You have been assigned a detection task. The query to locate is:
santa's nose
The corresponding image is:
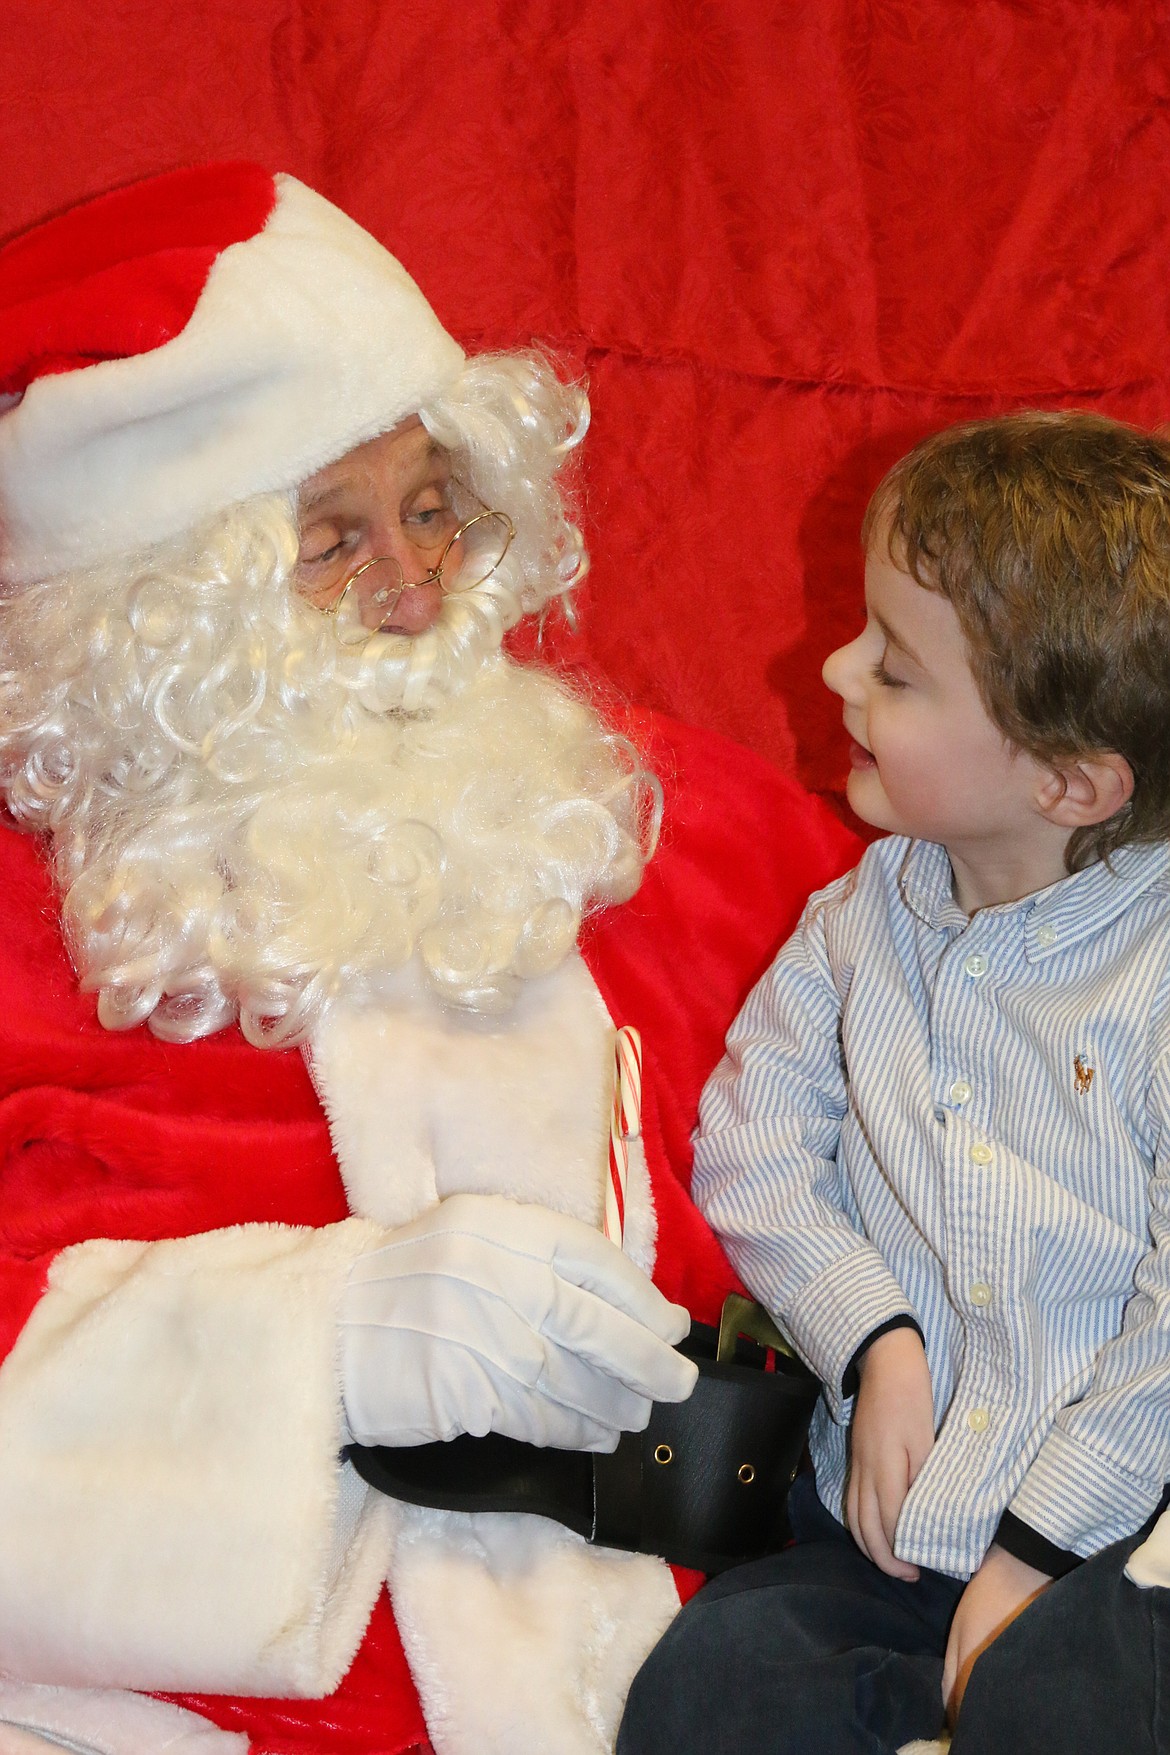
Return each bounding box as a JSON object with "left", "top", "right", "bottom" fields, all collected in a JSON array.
[
  {"left": 377, "top": 578, "right": 444, "bottom": 634},
  {"left": 346, "top": 555, "right": 445, "bottom": 634}
]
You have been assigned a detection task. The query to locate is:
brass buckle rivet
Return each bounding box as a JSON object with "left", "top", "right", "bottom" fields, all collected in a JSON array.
[
  {"left": 737, "top": 1463, "right": 756, "bottom": 1485},
  {"left": 654, "top": 1443, "right": 674, "bottom": 1466}
]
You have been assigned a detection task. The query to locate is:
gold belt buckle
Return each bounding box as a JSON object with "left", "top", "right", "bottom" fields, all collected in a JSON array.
[{"left": 716, "top": 1292, "right": 799, "bottom": 1365}]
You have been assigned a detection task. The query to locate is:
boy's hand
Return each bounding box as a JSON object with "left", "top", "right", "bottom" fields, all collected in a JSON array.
[
  {"left": 943, "top": 1544, "right": 1050, "bottom": 1722},
  {"left": 845, "top": 1326, "right": 934, "bottom": 1581}
]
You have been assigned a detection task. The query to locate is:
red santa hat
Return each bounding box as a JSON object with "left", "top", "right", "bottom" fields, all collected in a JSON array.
[{"left": 0, "top": 162, "right": 466, "bottom": 584}]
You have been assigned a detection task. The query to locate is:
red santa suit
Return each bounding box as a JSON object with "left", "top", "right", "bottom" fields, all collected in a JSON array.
[{"left": 0, "top": 708, "right": 857, "bottom": 1754}]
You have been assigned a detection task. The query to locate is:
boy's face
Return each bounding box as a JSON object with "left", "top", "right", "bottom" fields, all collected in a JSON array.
[{"left": 822, "top": 538, "right": 1054, "bottom": 872}]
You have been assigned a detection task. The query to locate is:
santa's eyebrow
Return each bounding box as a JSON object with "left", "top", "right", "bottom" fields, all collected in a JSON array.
[
  {"left": 297, "top": 483, "right": 348, "bottom": 515},
  {"left": 298, "top": 440, "right": 448, "bottom": 515},
  {"left": 875, "top": 613, "right": 924, "bottom": 669}
]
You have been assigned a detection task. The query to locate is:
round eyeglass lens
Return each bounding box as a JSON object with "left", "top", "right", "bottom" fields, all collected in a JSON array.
[
  {"left": 332, "top": 556, "right": 406, "bottom": 644},
  {"left": 442, "top": 511, "right": 514, "bottom": 593}
]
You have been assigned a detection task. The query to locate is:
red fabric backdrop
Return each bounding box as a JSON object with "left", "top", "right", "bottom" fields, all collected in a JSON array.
[
  {"left": 0, "top": 13, "right": 1166, "bottom": 1748},
  {"left": 5, "top": 0, "right": 1169, "bottom": 818}
]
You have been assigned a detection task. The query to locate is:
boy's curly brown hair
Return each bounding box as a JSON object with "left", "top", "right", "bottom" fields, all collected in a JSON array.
[{"left": 863, "top": 410, "right": 1170, "bottom": 870}]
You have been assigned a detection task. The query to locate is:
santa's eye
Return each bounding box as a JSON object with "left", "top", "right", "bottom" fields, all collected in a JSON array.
[
  {"left": 299, "top": 522, "right": 355, "bottom": 568},
  {"left": 302, "top": 540, "right": 342, "bottom": 565},
  {"left": 403, "top": 492, "right": 460, "bottom": 553}
]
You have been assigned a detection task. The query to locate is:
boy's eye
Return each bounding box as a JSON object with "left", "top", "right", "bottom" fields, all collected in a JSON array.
[{"left": 871, "top": 658, "right": 907, "bottom": 689}]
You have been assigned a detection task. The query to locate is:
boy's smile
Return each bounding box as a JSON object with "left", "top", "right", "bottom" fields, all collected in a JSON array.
[{"left": 822, "top": 539, "right": 1073, "bottom": 912}]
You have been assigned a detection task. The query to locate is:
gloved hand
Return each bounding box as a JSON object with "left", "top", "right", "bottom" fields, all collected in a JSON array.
[{"left": 340, "top": 1192, "right": 698, "bottom": 1451}]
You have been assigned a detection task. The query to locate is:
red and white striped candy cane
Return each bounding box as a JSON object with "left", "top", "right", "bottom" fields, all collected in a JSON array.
[{"left": 603, "top": 1025, "right": 642, "bottom": 1249}]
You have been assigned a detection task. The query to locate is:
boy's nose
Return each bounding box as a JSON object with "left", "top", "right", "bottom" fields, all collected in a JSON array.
[{"left": 822, "top": 637, "right": 857, "bottom": 700}]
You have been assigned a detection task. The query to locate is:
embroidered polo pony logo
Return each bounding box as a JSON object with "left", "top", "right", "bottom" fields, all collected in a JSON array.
[{"left": 1074, "top": 1056, "right": 1094, "bottom": 1096}]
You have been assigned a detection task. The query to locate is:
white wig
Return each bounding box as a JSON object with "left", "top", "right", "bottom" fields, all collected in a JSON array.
[{"left": 0, "top": 354, "right": 659, "bottom": 1045}]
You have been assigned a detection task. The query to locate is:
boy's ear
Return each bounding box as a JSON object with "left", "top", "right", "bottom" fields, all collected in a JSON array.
[{"left": 1036, "top": 753, "right": 1134, "bottom": 828}]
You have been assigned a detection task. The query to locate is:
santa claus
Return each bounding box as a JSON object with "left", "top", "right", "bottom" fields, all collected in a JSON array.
[{"left": 0, "top": 163, "right": 855, "bottom": 1754}]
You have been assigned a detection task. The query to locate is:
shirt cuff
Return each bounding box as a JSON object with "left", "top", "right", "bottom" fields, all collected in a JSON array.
[
  {"left": 993, "top": 1511, "right": 1080, "bottom": 1579},
  {"left": 784, "top": 1250, "right": 919, "bottom": 1421},
  {"left": 1007, "top": 1423, "right": 1161, "bottom": 1559}
]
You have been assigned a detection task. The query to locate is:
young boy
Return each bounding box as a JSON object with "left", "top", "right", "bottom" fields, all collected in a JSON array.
[{"left": 618, "top": 411, "right": 1170, "bottom": 1755}]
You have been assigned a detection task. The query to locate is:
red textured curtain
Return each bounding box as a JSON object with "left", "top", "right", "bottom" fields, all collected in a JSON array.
[{"left": 3, "top": 1, "right": 1168, "bottom": 816}]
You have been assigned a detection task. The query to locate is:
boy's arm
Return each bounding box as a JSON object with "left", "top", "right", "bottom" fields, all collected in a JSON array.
[
  {"left": 941, "top": 1015, "right": 1170, "bottom": 1718},
  {"left": 995, "top": 1036, "right": 1170, "bottom": 1565},
  {"left": 692, "top": 885, "right": 920, "bottom": 1421},
  {"left": 939, "top": 1001, "right": 1170, "bottom": 1719},
  {"left": 943, "top": 1545, "right": 1052, "bottom": 1723}
]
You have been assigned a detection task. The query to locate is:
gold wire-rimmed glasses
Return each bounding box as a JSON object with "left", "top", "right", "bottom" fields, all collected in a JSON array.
[{"left": 318, "top": 505, "right": 515, "bottom": 645}]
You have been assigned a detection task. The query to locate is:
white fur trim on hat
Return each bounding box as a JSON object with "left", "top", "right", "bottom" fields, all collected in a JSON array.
[{"left": 0, "top": 174, "right": 465, "bottom": 583}]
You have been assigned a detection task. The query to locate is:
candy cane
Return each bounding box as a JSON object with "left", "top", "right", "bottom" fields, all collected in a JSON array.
[{"left": 604, "top": 1025, "right": 642, "bottom": 1249}]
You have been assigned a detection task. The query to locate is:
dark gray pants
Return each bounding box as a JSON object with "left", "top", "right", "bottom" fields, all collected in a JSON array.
[
  {"left": 618, "top": 1474, "right": 1170, "bottom": 1755},
  {"left": 952, "top": 1528, "right": 1170, "bottom": 1755}
]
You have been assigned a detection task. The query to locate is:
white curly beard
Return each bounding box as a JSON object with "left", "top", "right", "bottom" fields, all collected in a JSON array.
[
  {"left": 330, "top": 552, "right": 520, "bottom": 717},
  {"left": 0, "top": 501, "right": 654, "bottom": 1046}
]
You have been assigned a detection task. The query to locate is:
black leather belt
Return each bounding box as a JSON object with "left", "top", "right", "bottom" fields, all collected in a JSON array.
[{"left": 348, "top": 1296, "right": 820, "bottom": 1575}]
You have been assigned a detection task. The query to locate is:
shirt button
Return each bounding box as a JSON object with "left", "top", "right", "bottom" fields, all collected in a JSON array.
[
  {"left": 949, "top": 1079, "right": 973, "bottom": 1105},
  {"left": 967, "top": 1407, "right": 991, "bottom": 1434},
  {"left": 1036, "top": 923, "right": 1057, "bottom": 947},
  {"left": 963, "top": 953, "right": 988, "bottom": 978},
  {"left": 969, "top": 1281, "right": 993, "bottom": 1307},
  {"left": 969, "top": 1142, "right": 994, "bottom": 1166}
]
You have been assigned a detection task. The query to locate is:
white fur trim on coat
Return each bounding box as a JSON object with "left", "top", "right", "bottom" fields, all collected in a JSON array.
[
  {"left": 309, "top": 952, "right": 656, "bottom": 1273},
  {"left": 388, "top": 1506, "right": 681, "bottom": 1755},
  {"left": 0, "top": 1682, "right": 248, "bottom": 1755},
  {"left": 309, "top": 953, "right": 673, "bottom": 1755},
  {"left": 1126, "top": 1511, "right": 1170, "bottom": 1587},
  {"left": 0, "top": 1218, "right": 394, "bottom": 1696},
  {"left": 0, "top": 175, "right": 465, "bottom": 583}
]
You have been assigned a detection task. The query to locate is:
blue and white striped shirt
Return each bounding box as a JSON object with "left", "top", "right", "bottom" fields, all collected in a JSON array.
[{"left": 694, "top": 834, "right": 1170, "bottom": 1578}]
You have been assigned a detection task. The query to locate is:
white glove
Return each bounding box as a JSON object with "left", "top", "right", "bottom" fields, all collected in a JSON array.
[{"left": 340, "top": 1192, "right": 698, "bottom": 1451}]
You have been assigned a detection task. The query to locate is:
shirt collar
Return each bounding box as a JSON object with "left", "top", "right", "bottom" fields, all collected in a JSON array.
[
  {"left": 897, "top": 838, "right": 1170, "bottom": 955},
  {"left": 898, "top": 841, "right": 965, "bottom": 932}
]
